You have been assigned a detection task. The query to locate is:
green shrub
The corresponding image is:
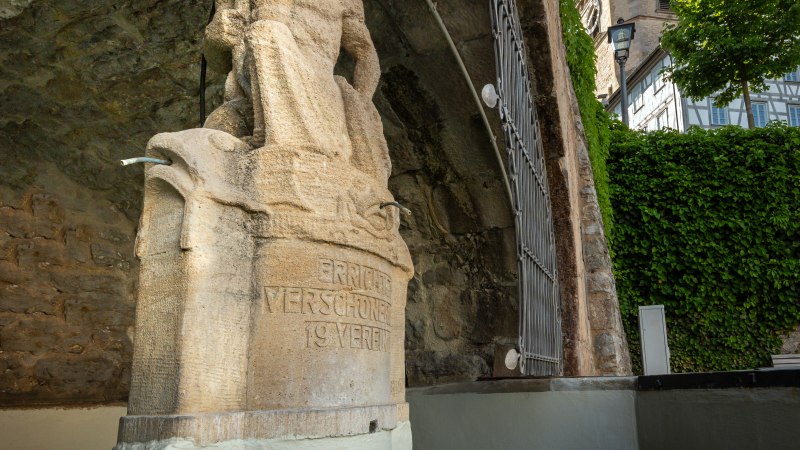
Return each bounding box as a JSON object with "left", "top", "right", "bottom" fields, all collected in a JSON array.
[
  {"left": 559, "top": 0, "right": 614, "bottom": 241},
  {"left": 609, "top": 123, "right": 800, "bottom": 373}
]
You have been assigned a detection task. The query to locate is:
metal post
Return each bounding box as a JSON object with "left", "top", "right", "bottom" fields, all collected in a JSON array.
[{"left": 617, "top": 55, "right": 629, "bottom": 126}]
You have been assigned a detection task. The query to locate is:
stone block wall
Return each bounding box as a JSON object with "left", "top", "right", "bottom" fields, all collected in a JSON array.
[
  {"left": 0, "top": 0, "right": 214, "bottom": 406},
  {"left": 595, "top": 41, "right": 619, "bottom": 98},
  {"left": 0, "top": 167, "right": 136, "bottom": 406}
]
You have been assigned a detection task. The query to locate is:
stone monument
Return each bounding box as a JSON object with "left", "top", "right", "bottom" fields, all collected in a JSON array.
[{"left": 116, "top": 0, "right": 413, "bottom": 448}]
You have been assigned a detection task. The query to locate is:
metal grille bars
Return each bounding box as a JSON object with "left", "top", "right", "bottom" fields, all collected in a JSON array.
[{"left": 490, "top": 0, "right": 563, "bottom": 376}]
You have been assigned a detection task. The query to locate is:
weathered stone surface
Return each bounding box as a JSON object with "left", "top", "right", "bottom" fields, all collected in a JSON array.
[
  {"left": 119, "top": 426, "right": 413, "bottom": 450},
  {"left": 0, "top": 169, "right": 136, "bottom": 405},
  {"left": 121, "top": 2, "right": 413, "bottom": 446},
  {"left": 116, "top": 415, "right": 412, "bottom": 449},
  {"left": 406, "top": 351, "right": 490, "bottom": 386},
  {"left": 0, "top": 0, "right": 524, "bottom": 399},
  {"left": 0, "top": 353, "right": 38, "bottom": 397},
  {"left": 1, "top": 316, "right": 88, "bottom": 354},
  {"left": 0, "top": 0, "right": 32, "bottom": 19},
  {"left": 781, "top": 326, "right": 800, "bottom": 354}
]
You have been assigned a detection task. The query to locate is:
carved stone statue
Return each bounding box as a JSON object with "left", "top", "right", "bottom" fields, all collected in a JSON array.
[
  {"left": 116, "top": 1, "right": 413, "bottom": 448},
  {"left": 205, "top": 0, "right": 389, "bottom": 177},
  {"left": 199, "top": 0, "right": 397, "bottom": 239}
]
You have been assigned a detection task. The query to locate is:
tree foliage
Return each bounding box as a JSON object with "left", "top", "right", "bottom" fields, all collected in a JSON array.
[
  {"left": 661, "top": 0, "right": 800, "bottom": 126},
  {"left": 609, "top": 123, "right": 800, "bottom": 373}
]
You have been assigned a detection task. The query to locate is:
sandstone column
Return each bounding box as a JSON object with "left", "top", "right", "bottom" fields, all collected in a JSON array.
[{"left": 117, "top": 1, "right": 413, "bottom": 448}]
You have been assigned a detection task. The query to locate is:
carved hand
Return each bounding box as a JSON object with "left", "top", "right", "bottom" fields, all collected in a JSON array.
[{"left": 206, "top": 8, "right": 246, "bottom": 50}]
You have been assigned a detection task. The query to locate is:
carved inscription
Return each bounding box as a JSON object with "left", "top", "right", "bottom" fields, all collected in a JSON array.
[
  {"left": 305, "top": 321, "right": 390, "bottom": 352},
  {"left": 319, "top": 258, "right": 392, "bottom": 298},
  {"left": 264, "top": 287, "right": 391, "bottom": 325},
  {"left": 261, "top": 258, "right": 394, "bottom": 353}
]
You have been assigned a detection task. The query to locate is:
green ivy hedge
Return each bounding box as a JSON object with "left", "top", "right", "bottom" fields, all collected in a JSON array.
[
  {"left": 609, "top": 123, "right": 800, "bottom": 373},
  {"left": 559, "top": 0, "right": 614, "bottom": 240}
]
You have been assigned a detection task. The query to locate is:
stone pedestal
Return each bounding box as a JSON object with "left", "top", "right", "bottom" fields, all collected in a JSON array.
[
  {"left": 117, "top": 406, "right": 411, "bottom": 449},
  {"left": 117, "top": 129, "right": 413, "bottom": 449},
  {"left": 249, "top": 240, "right": 407, "bottom": 410},
  {"left": 120, "top": 2, "right": 413, "bottom": 445}
]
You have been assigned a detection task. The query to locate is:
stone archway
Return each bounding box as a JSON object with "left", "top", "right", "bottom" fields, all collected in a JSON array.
[{"left": 0, "top": 0, "right": 628, "bottom": 408}]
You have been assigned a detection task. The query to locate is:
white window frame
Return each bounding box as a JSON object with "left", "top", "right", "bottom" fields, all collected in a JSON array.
[
  {"left": 752, "top": 102, "right": 768, "bottom": 128},
  {"left": 632, "top": 85, "right": 644, "bottom": 112},
  {"left": 657, "top": 108, "right": 669, "bottom": 129},
  {"left": 655, "top": 58, "right": 673, "bottom": 93},
  {"left": 709, "top": 99, "right": 729, "bottom": 126},
  {"left": 788, "top": 104, "right": 800, "bottom": 127},
  {"left": 785, "top": 67, "right": 800, "bottom": 83},
  {"left": 643, "top": 72, "right": 653, "bottom": 91},
  {"left": 653, "top": 62, "right": 665, "bottom": 93}
]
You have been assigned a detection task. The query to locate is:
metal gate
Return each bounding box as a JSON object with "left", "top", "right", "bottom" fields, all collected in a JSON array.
[{"left": 490, "top": 0, "right": 562, "bottom": 376}]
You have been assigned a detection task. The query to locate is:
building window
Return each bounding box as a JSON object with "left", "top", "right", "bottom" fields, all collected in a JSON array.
[
  {"left": 753, "top": 102, "right": 768, "bottom": 127},
  {"left": 710, "top": 100, "right": 729, "bottom": 126},
  {"left": 785, "top": 67, "right": 800, "bottom": 82},
  {"left": 632, "top": 85, "right": 643, "bottom": 112},
  {"left": 788, "top": 105, "right": 800, "bottom": 127},
  {"left": 643, "top": 72, "right": 653, "bottom": 91},
  {"left": 657, "top": 0, "right": 672, "bottom": 11},
  {"left": 657, "top": 109, "right": 670, "bottom": 129},
  {"left": 653, "top": 66, "right": 664, "bottom": 92},
  {"left": 576, "top": 0, "right": 602, "bottom": 36},
  {"left": 654, "top": 58, "right": 672, "bottom": 92}
]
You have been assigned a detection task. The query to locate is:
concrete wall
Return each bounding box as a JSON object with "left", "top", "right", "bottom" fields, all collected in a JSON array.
[
  {"left": 0, "top": 405, "right": 126, "bottom": 450},
  {"left": 3, "top": 380, "right": 798, "bottom": 450},
  {"left": 407, "top": 378, "right": 640, "bottom": 450},
  {"left": 637, "top": 388, "right": 800, "bottom": 450},
  {"left": 408, "top": 377, "right": 800, "bottom": 450}
]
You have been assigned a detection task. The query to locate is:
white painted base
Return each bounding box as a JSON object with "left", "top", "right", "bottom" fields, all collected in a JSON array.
[{"left": 115, "top": 421, "right": 412, "bottom": 450}]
